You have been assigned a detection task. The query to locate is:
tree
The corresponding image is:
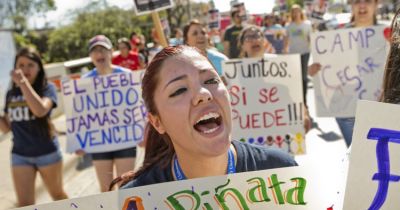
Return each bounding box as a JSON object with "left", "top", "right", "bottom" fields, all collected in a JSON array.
[
  {"left": 0, "top": 0, "right": 56, "bottom": 32},
  {"left": 166, "top": 0, "right": 189, "bottom": 33},
  {"left": 47, "top": 6, "right": 149, "bottom": 62},
  {"left": 286, "top": 0, "right": 303, "bottom": 9},
  {"left": 166, "top": 0, "right": 210, "bottom": 35}
]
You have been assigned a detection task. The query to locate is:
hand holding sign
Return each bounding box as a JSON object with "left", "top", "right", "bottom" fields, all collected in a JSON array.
[{"left": 311, "top": 26, "right": 389, "bottom": 117}]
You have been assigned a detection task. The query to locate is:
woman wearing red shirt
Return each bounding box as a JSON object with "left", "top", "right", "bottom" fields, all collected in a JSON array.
[{"left": 112, "top": 38, "right": 143, "bottom": 71}]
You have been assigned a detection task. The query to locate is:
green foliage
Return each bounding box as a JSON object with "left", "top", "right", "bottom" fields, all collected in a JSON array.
[
  {"left": 286, "top": 0, "right": 304, "bottom": 9},
  {"left": 13, "top": 32, "right": 32, "bottom": 48},
  {"left": 47, "top": 6, "right": 148, "bottom": 62},
  {"left": 0, "top": 0, "right": 56, "bottom": 32}
]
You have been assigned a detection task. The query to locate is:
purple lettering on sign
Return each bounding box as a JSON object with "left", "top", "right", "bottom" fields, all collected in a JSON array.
[
  {"left": 315, "top": 35, "right": 327, "bottom": 54},
  {"left": 366, "top": 128, "right": 400, "bottom": 210},
  {"left": 73, "top": 79, "right": 86, "bottom": 94},
  {"left": 62, "top": 80, "right": 71, "bottom": 96}
]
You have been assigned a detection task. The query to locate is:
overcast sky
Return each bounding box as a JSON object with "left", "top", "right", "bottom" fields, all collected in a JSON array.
[{"left": 29, "top": 0, "right": 275, "bottom": 28}]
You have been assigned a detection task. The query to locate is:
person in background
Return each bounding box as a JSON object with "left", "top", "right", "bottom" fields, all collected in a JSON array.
[
  {"left": 308, "top": 0, "right": 380, "bottom": 147},
  {"left": 0, "top": 48, "right": 68, "bottom": 206},
  {"left": 136, "top": 34, "right": 149, "bottom": 67},
  {"left": 183, "top": 19, "right": 228, "bottom": 76},
  {"left": 237, "top": 25, "right": 312, "bottom": 133},
  {"left": 110, "top": 45, "right": 297, "bottom": 189},
  {"left": 148, "top": 28, "right": 164, "bottom": 62},
  {"left": 112, "top": 37, "right": 143, "bottom": 71},
  {"left": 209, "top": 28, "right": 224, "bottom": 53},
  {"left": 81, "top": 35, "right": 137, "bottom": 192},
  {"left": 237, "top": 25, "right": 275, "bottom": 58},
  {"left": 169, "top": 28, "right": 184, "bottom": 46},
  {"left": 263, "top": 14, "right": 286, "bottom": 54},
  {"left": 284, "top": 4, "right": 312, "bottom": 109},
  {"left": 223, "top": 8, "right": 244, "bottom": 59},
  {"left": 129, "top": 32, "right": 140, "bottom": 53}
]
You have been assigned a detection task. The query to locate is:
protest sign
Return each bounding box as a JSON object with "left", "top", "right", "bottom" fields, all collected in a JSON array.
[
  {"left": 15, "top": 165, "right": 338, "bottom": 210},
  {"left": 223, "top": 55, "right": 305, "bottom": 155},
  {"left": 62, "top": 71, "right": 146, "bottom": 153},
  {"left": 343, "top": 100, "right": 400, "bottom": 210},
  {"left": 132, "top": 0, "right": 173, "bottom": 15},
  {"left": 311, "top": 26, "right": 389, "bottom": 117},
  {"left": 0, "top": 31, "right": 16, "bottom": 115},
  {"left": 208, "top": 9, "right": 220, "bottom": 29},
  {"left": 132, "top": 0, "right": 172, "bottom": 47},
  {"left": 232, "top": 2, "right": 247, "bottom": 21}
]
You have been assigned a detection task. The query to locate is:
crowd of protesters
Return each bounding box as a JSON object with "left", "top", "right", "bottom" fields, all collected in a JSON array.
[{"left": 0, "top": 0, "right": 397, "bottom": 207}]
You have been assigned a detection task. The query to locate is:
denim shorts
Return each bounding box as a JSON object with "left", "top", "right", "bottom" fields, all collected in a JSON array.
[{"left": 11, "top": 149, "right": 62, "bottom": 168}]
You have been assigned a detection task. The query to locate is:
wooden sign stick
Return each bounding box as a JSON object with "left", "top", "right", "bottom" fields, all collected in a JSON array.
[{"left": 151, "top": 11, "right": 168, "bottom": 48}]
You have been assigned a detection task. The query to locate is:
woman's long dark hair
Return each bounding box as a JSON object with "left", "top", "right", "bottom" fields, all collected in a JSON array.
[
  {"left": 11, "top": 48, "right": 47, "bottom": 94},
  {"left": 7, "top": 47, "right": 54, "bottom": 139},
  {"left": 109, "top": 46, "right": 202, "bottom": 190},
  {"left": 381, "top": 8, "right": 400, "bottom": 103}
]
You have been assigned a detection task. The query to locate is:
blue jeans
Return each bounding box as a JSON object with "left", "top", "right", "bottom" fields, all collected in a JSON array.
[{"left": 335, "top": 117, "right": 355, "bottom": 147}]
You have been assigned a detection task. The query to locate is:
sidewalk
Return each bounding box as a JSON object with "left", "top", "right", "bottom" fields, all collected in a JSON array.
[{"left": 0, "top": 115, "right": 99, "bottom": 210}]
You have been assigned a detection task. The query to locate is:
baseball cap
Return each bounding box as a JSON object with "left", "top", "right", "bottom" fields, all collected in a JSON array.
[{"left": 88, "top": 35, "right": 113, "bottom": 52}]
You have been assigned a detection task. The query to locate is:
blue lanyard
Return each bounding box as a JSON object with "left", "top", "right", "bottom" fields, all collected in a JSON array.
[{"left": 173, "top": 148, "right": 236, "bottom": 181}]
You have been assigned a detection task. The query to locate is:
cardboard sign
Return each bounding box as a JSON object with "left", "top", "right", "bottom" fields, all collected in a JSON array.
[
  {"left": 232, "top": 2, "right": 247, "bottom": 21},
  {"left": 343, "top": 100, "right": 400, "bottom": 210},
  {"left": 62, "top": 71, "right": 146, "bottom": 153},
  {"left": 14, "top": 165, "right": 338, "bottom": 210},
  {"left": 311, "top": 26, "right": 389, "bottom": 117},
  {"left": 132, "top": 0, "right": 173, "bottom": 15},
  {"left": 223, "top": 55, "right": 305, "bottom": 155},
  {"left": 208, "top": 9, "right": 220, "bottom": 29},
  {"left": 0, "top": 31, "right": 16, "bottom": 115}
]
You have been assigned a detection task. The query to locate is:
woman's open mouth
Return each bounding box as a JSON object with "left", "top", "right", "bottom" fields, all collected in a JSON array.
[{"left": 194, "top": 112, "right": 222, "bottom": 134}]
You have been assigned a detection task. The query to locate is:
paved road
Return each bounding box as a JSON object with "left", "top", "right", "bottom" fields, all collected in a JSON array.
[{"left": 0, "top": 87, "right": 348, "bottom": 209}]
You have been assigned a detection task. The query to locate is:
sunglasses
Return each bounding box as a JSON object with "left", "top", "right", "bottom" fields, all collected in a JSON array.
[{"left": 243, "top": 33, "right": 263, "bottom": 42}]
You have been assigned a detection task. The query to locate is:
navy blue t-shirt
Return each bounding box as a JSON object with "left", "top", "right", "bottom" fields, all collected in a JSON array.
[
  {"left": 121, "top": 140, "right": 297, "bottom": 189},
  {"left": 5, "top": 83, "right": 58, "bottom": 157}
]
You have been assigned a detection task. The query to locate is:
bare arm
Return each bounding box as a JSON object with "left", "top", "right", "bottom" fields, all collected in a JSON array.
[
  {"left": 303, "top": 106, "right": 312, "bottom": 133},
  {"left": 0, "top": 115, "right": 10, "bottom": 133},
  {"left": 223, "top": 41, "right": 230, "bottom": 58},
  {"left": 12, "top": 69, "right": 53, "bottom": 118},
  {"left": 283, "top": 35, "right": 289, "bottom": 54}
]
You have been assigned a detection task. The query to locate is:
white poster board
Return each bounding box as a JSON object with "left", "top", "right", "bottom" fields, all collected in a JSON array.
[
  {"left": 132, "top": 0, "right": 174, "bottom": 15},
  {"left": 311, "top": 26, "right": 389, "bottom": 117},
  {"left": 0, "top": 31, "right": 16, "bottom": 115},
  {"left": 208, "top": 9, "right": 220, "bottom": 29},
  {"left": 62, "top": 71, "right": 146, "bottom": 153},
  {"left": 343, "top": 100, "right": 400, "bottom": 210},
  {"left": 14, "top": 165, "right": 339, "bottom": 210},
  {"left": 223, "top": 55, "right": 305, "bottom": 155}
]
